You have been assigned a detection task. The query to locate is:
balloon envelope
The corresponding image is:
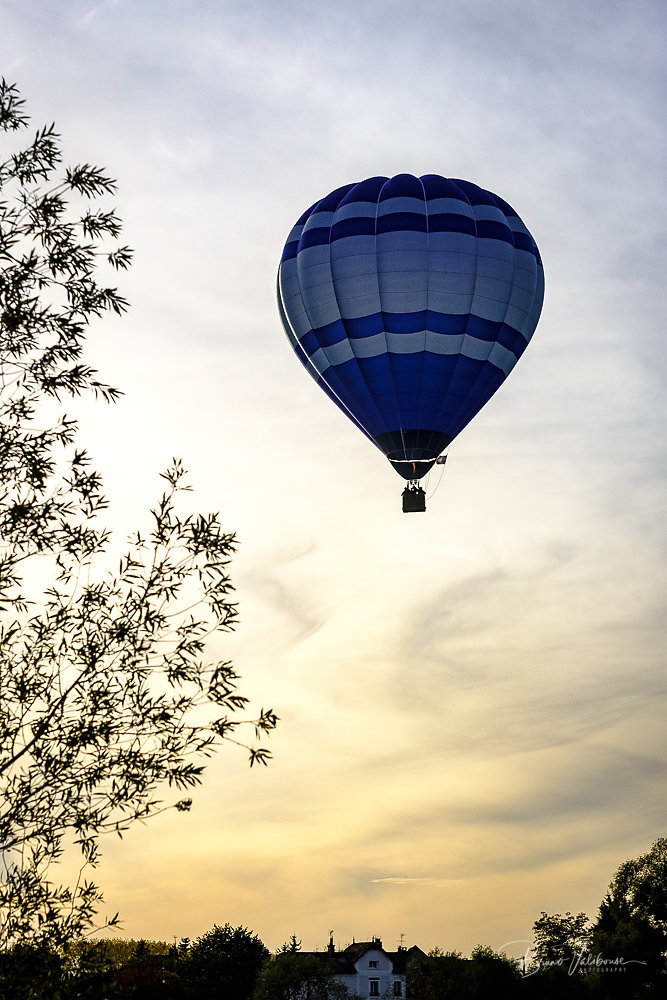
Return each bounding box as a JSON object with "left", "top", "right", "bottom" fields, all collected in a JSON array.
[{"left": 278, "top": 173, "right": 544, "bottom": 480}]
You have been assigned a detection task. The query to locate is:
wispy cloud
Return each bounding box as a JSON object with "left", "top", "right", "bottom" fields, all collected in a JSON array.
[
  {"left": 1, "top": 0, "right": 664, "bottom": 956},
  {"left": 370, "top": 877, "right": 462, "bottom": 887}
]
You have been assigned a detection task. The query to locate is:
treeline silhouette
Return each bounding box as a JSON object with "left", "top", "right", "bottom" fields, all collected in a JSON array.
[{"left": 0, "top": 838, "right": 664, "bottom": 998}]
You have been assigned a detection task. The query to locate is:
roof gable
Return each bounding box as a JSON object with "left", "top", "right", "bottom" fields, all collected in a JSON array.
[{"left": 303, "top": 940, "right": 426, "bottom": 976}]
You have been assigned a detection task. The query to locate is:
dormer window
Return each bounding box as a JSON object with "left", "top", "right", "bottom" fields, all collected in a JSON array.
[{"left": 369, "top": 960, "right": 379, "bottom": 968}]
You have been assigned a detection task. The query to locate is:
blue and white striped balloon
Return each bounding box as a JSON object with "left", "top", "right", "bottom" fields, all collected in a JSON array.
[{"left": 277, "top": 173, "right": 544, "bottom": 481}]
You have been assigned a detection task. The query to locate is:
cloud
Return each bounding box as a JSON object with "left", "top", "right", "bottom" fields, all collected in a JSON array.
[
  {"left": 2, "top": 0, "right": 665, "bottom": 957},
  {"left": 370, "top": 877, "right": 462, "bottom": 887}
]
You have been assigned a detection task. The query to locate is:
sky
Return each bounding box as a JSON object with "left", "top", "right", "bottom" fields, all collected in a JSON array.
[{"left": 1, "top": 0, "right": 666, "bottom": 958}]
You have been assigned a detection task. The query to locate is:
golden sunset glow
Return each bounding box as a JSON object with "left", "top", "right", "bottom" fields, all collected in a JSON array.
[{"left": 2, "top": 0, "right": 664, "bottom": 958}]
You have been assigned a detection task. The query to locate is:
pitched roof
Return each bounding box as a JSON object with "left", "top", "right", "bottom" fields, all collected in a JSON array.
[
  {"left": 386, "top": 946, "right": 425, "bottom": 974},
  {"left": 304, "top": 940, "right": 425, "bottom": 976}
]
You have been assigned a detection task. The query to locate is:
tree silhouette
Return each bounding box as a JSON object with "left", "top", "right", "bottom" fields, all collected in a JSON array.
[
  {"left": 0, "top": 80, "right": 277, "bottom": 957},
  {"left": 180, "top": 923, "right": 269, "bottom": 1000},
  {"left": 252, "top": 951, "right": 354, "bottom": 1000},
  {"left": 588, "top": 838, "right": 667, "bottom": 997}
]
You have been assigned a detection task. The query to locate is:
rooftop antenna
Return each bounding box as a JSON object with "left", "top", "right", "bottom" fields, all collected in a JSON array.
[{"left": 399, "top": 932, "right": 406, "bottom": 949}]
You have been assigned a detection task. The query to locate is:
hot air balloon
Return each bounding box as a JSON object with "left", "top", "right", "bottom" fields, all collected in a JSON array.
[{"left": 277, "top": 174, "right": 544, "bottom": 511}]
